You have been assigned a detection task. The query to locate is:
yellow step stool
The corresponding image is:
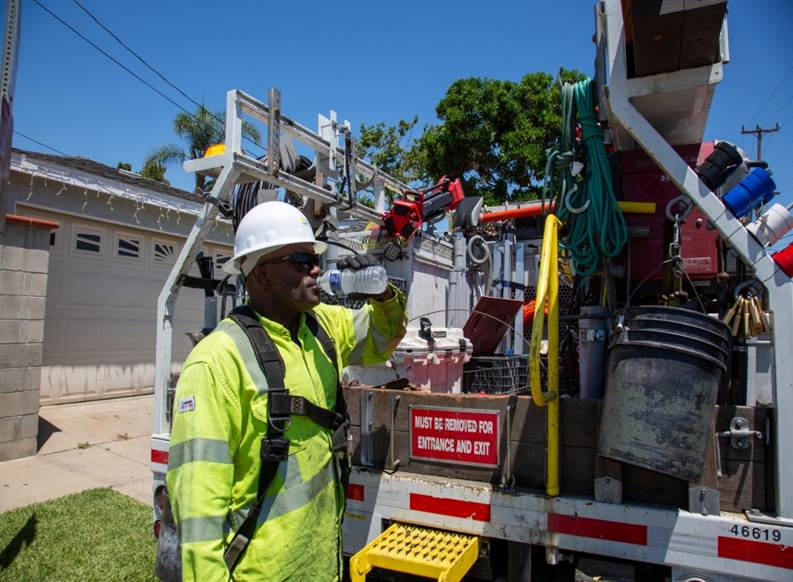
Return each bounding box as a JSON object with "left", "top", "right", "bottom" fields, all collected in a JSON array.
[{"left": 350, "top": 523, "right": 479, "bottom": 582}]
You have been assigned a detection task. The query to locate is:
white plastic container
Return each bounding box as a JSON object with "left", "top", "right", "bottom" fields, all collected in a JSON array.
[
  {"left": 391, "top": 327, "right": 473, "bottom": 393},
  {"left": 747, "top": 203, "right": 793, "bottom": 247}
]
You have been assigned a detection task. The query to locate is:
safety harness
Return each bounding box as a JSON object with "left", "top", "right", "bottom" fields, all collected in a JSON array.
[{"left": 223, "top": 305, "right": 350, "bottom": 573}]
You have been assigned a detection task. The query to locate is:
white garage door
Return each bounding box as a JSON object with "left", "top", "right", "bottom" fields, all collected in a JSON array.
[{"left": 22, "top": 208, "right": 230, "bottom": 405}]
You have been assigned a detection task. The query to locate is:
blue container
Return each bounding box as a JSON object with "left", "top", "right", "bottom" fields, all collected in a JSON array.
[{"left": 723, "top": 168, "right": 776, "bottom": 218}]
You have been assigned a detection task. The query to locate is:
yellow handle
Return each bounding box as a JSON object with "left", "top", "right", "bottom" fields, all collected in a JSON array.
[
  {"left": 618, "top": 201, "right": 656, "bottom": 214},
  {"left": 529, "top": 215, "right": 561, "bottom": 496}
]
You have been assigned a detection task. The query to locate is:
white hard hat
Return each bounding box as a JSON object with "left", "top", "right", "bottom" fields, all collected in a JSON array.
[{"left": 223, "top": 201, "right": 327, "bottom": 275}]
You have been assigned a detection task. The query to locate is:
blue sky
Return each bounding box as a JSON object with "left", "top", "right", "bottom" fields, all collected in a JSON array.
[{"left": 10, "top": 0, "right": 793, "bottom": 217}]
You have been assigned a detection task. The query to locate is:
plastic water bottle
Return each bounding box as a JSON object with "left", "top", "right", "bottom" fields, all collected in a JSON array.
[{"left": 318, "top": 266, "right": 388, "bottom": 296}]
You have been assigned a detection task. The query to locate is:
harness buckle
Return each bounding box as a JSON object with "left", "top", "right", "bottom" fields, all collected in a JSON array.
[
  {"left": 261, "top": 436, "right": 290, "bottom": 462},
  {"left": 289, "top": 397, "right": 306, "bottom": 415},
  {"left": 331, "top": 416, "right": 351, "bottom": 457}
]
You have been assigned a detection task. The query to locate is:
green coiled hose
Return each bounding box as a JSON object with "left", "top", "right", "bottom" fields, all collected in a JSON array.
[{"left": 547, "top": 78, "right": 627, "bottom": 277}]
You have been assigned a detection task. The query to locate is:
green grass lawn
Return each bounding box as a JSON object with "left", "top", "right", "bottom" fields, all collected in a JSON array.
[{"left": 0, "top": 488, "right": 157, "bottom": 582}]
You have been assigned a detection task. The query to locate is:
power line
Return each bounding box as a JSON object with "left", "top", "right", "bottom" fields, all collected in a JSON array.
[
  {"left": 769, "top": 93, "right": 793, "bottom": 124},
  {"left": 32, "top": 0, "right": 193, "bottom": 117},
  {"left": 750, "top": 63, "right": 793, "bottom": 124},
  {"left": 771, "top": 134, "right": 793, "bottom": 158},
  {"left": 13, "top": 131, "right": 69, "bottom": 156},
  {"left": 32, "top": 0, "right": 263, "bottom": 152},
  {"left": 71, "top": 0, "right": 205, "bottom": 117},
  {"left": 69, "top": 0, "right": 246, "bottom": 148}
]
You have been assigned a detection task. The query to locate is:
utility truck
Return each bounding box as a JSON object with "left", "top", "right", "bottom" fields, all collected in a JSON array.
[{"left": 151, "top": 1, "right": 793, "bottom": 580}]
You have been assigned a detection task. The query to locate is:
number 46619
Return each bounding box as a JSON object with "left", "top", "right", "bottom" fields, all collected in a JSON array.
[{"left": 730, "top": 524, "right": 781, "bottom": 542}]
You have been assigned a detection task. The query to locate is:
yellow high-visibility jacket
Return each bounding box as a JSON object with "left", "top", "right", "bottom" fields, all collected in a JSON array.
[{"left": 167, "top": 289, "right": 406, "bottom": 582}]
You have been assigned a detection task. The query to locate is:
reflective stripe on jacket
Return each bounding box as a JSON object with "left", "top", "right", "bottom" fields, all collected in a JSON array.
[{"left": 167, "top": 289, "right": 406, "bottom": 582}]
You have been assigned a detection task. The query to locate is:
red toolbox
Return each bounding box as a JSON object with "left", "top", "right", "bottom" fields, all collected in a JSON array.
[{"left": 619, "top": 142, "right": 719, "bottom": 281}]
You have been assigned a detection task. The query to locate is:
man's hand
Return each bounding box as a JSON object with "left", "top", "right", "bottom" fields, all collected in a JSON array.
[
  {"left": 336, "top": 253, "right": 378, "bottom": 271},
  {"left": 336, "top": 253, "right": 393, "bottom": 301}
]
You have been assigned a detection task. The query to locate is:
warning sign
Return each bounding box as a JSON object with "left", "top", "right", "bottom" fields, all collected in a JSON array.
[{"left": 410, "top": 406, "right": 500, "bottom": 467}]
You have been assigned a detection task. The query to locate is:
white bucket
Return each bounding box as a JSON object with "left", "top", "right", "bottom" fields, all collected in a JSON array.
[{"left": 747, "top": 203, "right": 793, "bottom": 247}]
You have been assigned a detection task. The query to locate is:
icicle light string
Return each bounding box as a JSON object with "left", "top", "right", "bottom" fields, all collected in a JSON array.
[
  {"left": 22, "top": 170, "right": 232, "bottom": 231},
  {"left": 133, "top": 201, "right": 144, "bottom": 224}
]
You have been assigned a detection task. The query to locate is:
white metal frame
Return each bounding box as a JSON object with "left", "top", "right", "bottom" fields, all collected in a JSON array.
[
  {"left": 181, "top": 90, "right": 408, "bottom": 224},
  {"left": 596, "top": 0, "right": 793, "bottom": 520}
]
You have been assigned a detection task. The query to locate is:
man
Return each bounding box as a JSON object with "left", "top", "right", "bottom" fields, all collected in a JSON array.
[{"left": 166, "top": 201, "right": 406, "bottom": 581}]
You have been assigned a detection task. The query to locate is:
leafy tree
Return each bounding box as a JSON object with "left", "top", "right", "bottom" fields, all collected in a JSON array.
[
  {"left": 410, "top": 69, "right": 585, "bottom": 205},
  {"left": 139, "top": 160, "right": 169, "bottom": 184},
  {"left": 357, "top": 116, "right": 419, "bottom": 187},
  {"left": 144, "top": 105, "right": 261, "bottom": 192},
  {"left": 116, "top": 160, "right": 169, "bottom": 185}
]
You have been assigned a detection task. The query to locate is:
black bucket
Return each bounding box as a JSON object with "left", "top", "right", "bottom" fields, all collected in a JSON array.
[
  {"left": 598, "top": 306, "right": 730, "bottom": 482},
  {"left": 619, "top": 328, "right": 730, "bottom": 364},
  {"left": 622, "top": 305, "right": 729, "bottom": 339},
  {"left": 625, "top": 316, "right": 731, "bottom": 356}
]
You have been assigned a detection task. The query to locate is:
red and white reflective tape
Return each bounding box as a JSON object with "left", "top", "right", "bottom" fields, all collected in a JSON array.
[
  {"left": 717, "top": 536, "right": 793, "bottom": 570},
  {"left": 548, "top": 513, "right": 648, "bottom": 546},
  {"left": 409, "top": 493, "right": 491, "bottom": 522}
]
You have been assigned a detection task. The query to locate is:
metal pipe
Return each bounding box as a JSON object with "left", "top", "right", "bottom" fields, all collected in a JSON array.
[
  {"left": 480, "top": 200, "right": 655, "bottom": 223},
  {"left": 481, "top": 203, "right": 546, "bottom": 223},
  {"left": 386, "top": 395, "right": 401, "bottom": 474}
]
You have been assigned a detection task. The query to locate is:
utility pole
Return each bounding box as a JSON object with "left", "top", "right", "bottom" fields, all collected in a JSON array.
[
  {"left": 741, "top": 123, "right": 781, "bottom": 161},
  {"left": 1, "top": 0, "right": 22, "bottom": 234}
]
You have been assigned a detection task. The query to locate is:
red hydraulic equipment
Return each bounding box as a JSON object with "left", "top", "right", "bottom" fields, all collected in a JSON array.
[{"left": 383, "top": 176, "right": 465, "bottom": 239}]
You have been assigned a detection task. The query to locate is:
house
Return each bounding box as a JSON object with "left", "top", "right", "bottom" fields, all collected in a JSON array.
[{"left": 6, "top": 148, "right": 233, "bottom": 406}]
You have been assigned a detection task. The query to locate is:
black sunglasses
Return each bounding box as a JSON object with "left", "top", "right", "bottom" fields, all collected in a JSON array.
[{"left": 257, "top": 251, "right": 321, "bottom": 273}]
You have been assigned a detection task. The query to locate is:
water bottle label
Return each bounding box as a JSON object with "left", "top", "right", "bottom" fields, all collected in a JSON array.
[{"left": 329, "top": 270, "right": 342, "bottom": 294}]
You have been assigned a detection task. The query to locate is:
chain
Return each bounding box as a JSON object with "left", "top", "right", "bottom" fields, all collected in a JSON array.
[
  {"left": 668, "top": 213, "right": 683, "bottom": 276},
  {"left": 660, "top": 212, "right": 688, "bottom": 306}
]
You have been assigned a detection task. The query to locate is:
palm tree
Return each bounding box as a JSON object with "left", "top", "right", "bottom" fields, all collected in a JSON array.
[{"left": 144, "top": 105, "right": 261, "bottom": 192}]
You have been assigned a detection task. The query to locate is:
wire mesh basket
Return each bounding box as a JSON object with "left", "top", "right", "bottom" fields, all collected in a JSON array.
[
  {"left": 462, "top": 355, "right": 530, "bottom": 395},
  {"left": 522, "top": 276, "right": 579, "bottom": 396}
]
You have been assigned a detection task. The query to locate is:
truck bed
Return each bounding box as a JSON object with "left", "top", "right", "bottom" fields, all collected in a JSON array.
[{"left": 344, "top": 386, "right": 773, "bottom": 514}]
